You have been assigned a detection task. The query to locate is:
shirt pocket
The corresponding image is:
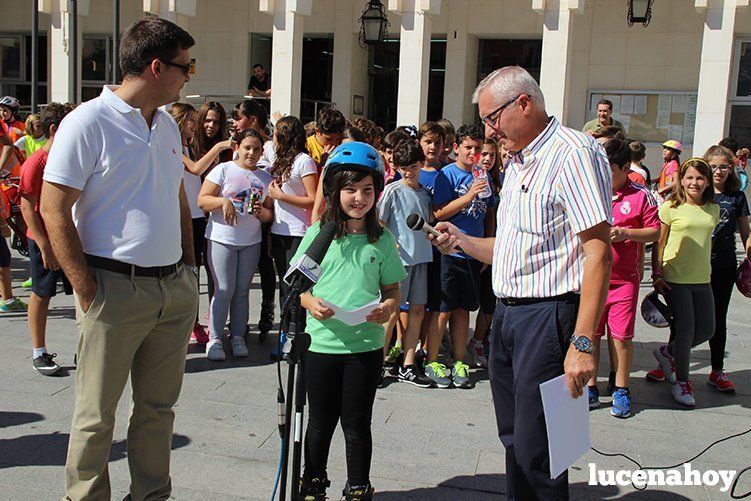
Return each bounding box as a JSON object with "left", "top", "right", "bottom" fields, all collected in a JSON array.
[{"left": 514, "top": 192, "right": 554, "bottom": 236}]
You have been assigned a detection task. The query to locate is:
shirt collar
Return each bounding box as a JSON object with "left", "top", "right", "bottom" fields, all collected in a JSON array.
[
  {"left": 511, "top": 116, "right": 558, "bottom": 167},
  {"left": 101, "top": 85, "right": 137, "bottom": 114}
]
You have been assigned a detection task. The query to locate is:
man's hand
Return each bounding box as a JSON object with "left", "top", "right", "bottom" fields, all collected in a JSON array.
[
  {"left": 430, "top": 221, "right": 465, "bottom": 255},
  {"left": 77, "top": 280, "right": 98, "bottom": 314},
  {"left": 563, "top": 347, "right": 596, "bottom": 398}
]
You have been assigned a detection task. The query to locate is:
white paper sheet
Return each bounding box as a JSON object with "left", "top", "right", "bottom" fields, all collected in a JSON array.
[
  {"left": 321, "top": 296, "right": 381, "bottom": 326},
  {"left": 620, "top": 95, "right": 634, "bottom": 115},
  {"left": 539, "top": 374, "right": 591, "bottom": 479},
  {"left": 672, "top": 94, "right": 687, "bottom": 113},
  {"left": 634, "top": 95, "right": 648, "bottom": 115}
]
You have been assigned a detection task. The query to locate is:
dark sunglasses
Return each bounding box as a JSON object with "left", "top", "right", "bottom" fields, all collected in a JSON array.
[{"left": 159, "top": 59, "right": 191, "bottom": 75}]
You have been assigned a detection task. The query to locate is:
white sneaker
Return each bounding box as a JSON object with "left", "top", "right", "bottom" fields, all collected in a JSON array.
[
  {"left": 231, "top": 336, "right": 249, "bottom": 357},
  {"left": 206, "top": 339, "right": 226, "bottom": 361},
  {"left": 652, "top": 345, "right": 677, "bottom": 384},
  {"left": 672, "top": 380, "right": 695, "bottom": 407}
]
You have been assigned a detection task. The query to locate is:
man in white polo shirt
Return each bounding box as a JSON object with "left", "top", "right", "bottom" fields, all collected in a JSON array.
[
  {"left": 40, "top": 17, "right": 198, "bottom": 501},
  {"left": 432, "top": 67, "right": 612, "bottom": 500}
]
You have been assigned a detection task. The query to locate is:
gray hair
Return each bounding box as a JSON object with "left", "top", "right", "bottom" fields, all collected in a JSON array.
[{"left": 472, "top": 66, "right": 546, "bottom": 110}]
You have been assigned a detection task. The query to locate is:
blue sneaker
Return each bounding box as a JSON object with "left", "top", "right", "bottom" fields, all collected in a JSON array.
[
  {"left": 611, "top": 388, "right": 631, "bottom": 418},
  {"left": 588, "top": 386, "right": 600, "bottom": 409}
]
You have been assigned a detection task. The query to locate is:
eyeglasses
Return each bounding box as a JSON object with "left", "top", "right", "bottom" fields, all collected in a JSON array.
[
  {"left": 481, "top": 94, "right": 522, "bottom": 129},
  {"left": 710, "top": 164, "right": 730, "bottom": 171},
  {"left": 159, "top": 59, "right": 191, "bottom": 75}
]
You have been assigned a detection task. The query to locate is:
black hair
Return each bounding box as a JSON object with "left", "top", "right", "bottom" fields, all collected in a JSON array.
[
  {"left": 233, "top": 99, "right": 269, "bottom": 131},
  {"left": 253, "top": 63, "right": 264, "bottom": 70},
  {"left": 383, "top": 130, "right": 409, "bottom": 150},
  {"left": 322, "top": 169, "right": 383, "bottom": 243},
  {"left": 598, "top": 99, "right": 613, "bottom": 111},
  {"left": 40, "top": 102, "right": 71, "bottom": 139},
  {"left": 119, "top": 16, "right": 195, "bottom": 78},
  {"left": 604, "top": 138, "right": 632, "bottom": 170},
  {"left": 455, "top": 124, "right": 483, "bottom": 144},
  {"left": 234, "top": 128, "right": 265, "bottom": 147},
  {"left": 392, "top": 139, "right": 425, "bottom": 167},
  {"left": 316, "top": 107, "right": 346, "bottom": 135},
  {"left": 719, "top": 137, "right": 739, "bottom": 154}
]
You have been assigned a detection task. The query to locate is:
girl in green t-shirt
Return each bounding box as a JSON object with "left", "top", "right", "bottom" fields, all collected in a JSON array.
[
  {"left": 297, "top": 143, "right": 405, "bottom": 501},
  {"left": 651, "top": 158, "right": 719, "bottom": 407}
]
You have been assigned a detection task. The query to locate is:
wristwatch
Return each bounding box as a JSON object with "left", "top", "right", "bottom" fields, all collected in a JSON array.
[{"left": 570, "top": 334, "right": 595, "bottom": 354}]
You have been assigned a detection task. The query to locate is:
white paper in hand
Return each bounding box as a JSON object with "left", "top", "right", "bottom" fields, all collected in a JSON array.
[
  {"left": 321, "top": 296, "right": 381, "bottom": 326},
  {"left": 539, "top": 374, "right": 590, "bottom": 479}
]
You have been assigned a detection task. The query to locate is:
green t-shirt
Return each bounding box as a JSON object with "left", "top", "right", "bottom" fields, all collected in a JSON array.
[
  {"left": 659, "top": 202, "right": 720, "bottom": 284},
  {"left": 291, "top": 222, "right": 407, "bottom": 354},
  {"left": 582, "top": 118, "right": 625, "bottom": 133}
]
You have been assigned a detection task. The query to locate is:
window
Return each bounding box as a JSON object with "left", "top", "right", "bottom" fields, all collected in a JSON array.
[
  {"left": 82, "top": 36, "right": 113, "bottom": 102},
  {"left": 730, "top": 38, "right": 751, "bottom": 147},
  {"left": 0, "top": 33, "right": 47, "bottom": 110}
]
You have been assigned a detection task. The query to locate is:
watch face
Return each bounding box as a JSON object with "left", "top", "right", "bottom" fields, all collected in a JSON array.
[{"left": 574, "top": 336, "right": 591, "bottom": 352}]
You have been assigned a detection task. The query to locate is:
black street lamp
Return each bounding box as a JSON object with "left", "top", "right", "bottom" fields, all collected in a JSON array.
[
  {"left": 627, "top": 0, "right": 653, "bottom": 27},
  {"left": 359, "top": 0, "right": 390, "bottom": 48}
]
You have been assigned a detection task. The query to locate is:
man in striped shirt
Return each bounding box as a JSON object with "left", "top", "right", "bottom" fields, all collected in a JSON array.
[{"left": 433, "top": 66, "right": 612, "bottom": 500}]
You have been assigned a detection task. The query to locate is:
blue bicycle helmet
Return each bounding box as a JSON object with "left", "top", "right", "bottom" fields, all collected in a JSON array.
[{"left": 322, "top": 142, "right": 385, "bottom": 197}]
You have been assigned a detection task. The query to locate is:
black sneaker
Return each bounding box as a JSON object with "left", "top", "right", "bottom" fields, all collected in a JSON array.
[
  {"left": 397, "top": 365, "right": 434, "bottom": 388},
  {"left": 377, "top": 367, "right": 385, "bottom": 389},
  {"left": 258, "top": 300, "right": 274, "bottom": 333},
  {"left": 33, "top": 352, "right": 61, "bottom": 376}
]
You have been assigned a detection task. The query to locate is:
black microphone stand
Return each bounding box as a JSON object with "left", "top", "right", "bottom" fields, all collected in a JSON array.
[{"left": 278, "top": 281, "right": 310, "bottom": 501}]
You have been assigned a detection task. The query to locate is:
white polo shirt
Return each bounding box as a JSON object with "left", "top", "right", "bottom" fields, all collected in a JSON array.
[
  {"left": 44, "top": 85, "right": 185, "bottom": 267},
  {"left": 492, "top": 117, "right": 612, "bottom": 298}
]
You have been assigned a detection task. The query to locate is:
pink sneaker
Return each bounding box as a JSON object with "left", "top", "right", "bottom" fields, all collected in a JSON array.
[
  {"left": 191, "top": 323, "right": 209, "bottom": 344},
  {"left": 708, "top": 370, "right": 736, "bottom": 392}
]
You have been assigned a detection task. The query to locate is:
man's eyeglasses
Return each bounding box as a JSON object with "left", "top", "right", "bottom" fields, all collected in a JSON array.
[
  {"left": 710, "top": 164, "right": 730, "bottom": 171},
  {"left": 481, "top": 94, "right": 522, "bottom": 129},
  {"left": 159, "top": 59, "right": 191, "bottom": 75}
]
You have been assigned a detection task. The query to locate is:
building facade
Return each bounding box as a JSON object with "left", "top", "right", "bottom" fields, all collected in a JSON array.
[{"left": 3, "top": 0, "right": 751, "bottom": 166}]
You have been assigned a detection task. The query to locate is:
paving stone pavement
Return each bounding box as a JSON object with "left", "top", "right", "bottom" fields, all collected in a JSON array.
[{"left": 1, "top": 249, "right": 750, "bottom": 500}]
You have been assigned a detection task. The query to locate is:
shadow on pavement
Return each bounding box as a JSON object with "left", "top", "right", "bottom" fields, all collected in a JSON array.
[
  {"left": 0, "top": 410, "right": 44, "bottom": 428},
  {"left": 0, "top": 432, "right": 191, "bottom": 468},
  {"left": 375, "top": 474, "right": 693, "bottom": 500}
]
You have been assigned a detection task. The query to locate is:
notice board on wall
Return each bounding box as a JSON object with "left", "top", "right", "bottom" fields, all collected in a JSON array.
[{"left": 587, "top": 90, "right": 697, "bottom": 145}]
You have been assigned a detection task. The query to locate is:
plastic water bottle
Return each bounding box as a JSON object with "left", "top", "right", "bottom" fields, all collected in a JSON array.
[{"left": 471, "top": 158, "right": 493, "bottom": 199}]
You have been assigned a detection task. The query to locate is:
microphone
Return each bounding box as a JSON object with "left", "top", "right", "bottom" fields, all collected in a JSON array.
[
  {"left": 406, "top": 213, "right": 465, "bottom": 254},
  {"left": 283, "top": 220, "right": 338, "bottom": 297}
]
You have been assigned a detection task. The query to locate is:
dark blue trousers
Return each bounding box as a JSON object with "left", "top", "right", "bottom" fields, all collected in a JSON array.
[{"left": 488, "top": 296, "right": 579, "bottom": 501}]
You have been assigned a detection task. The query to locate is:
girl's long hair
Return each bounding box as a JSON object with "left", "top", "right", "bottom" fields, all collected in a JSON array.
[
  {"left": 169, "top": 102, "right": 196, "bottom": 159},
  {"left": 483, "top": 138, "right": 502, "bottom": 194},
  {"left": 670, "top": 158, "right": 715, "bottom": 207},
  {"left": 704, "top": 145, "right": 742, "bottom": 193},
  {"left": 191, "top": 101, "right": 227, "bottom": 159},
  {"left": 322, "top": 169, "right": 383, "bottom": 243},
  {"left": 271, "top": 116, "right": 307, "bottom": 184}
]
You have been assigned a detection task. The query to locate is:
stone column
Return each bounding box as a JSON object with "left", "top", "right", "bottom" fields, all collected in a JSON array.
[
  {"left": 261, "top": 0, "right": 312, "bottom": 117},
  {"left": 45, "top": 0, "right": 90, "bottom": 103},
  {"left": 389, "top": 0, "right": 441, "bottom": 126},
  {"left": 693, "top": 0, "right": 744, "bottom": 154},
  {"left": 442, "top": 0, "right": 478, "bottom": 126}
]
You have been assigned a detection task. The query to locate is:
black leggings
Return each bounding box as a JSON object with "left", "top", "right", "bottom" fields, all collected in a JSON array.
[
  {"left": 304, "top": 349, "right": 382, "bottom": 485},
  {"left": 270, "top": 233, "right": 303, "bottom": 307},
  {"left": 710, "top": 265, "right": 736, "bottom": 371},
  {"left": 191, "top": 217, "right": 213, "bottom": 301},
  {"left": 258, "top": 224, "right": 276, "bottom": 304}
]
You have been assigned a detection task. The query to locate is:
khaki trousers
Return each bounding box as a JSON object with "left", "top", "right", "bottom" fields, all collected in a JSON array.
[{"left": 64, "top": 265, "right": 198, "bottom": 501}]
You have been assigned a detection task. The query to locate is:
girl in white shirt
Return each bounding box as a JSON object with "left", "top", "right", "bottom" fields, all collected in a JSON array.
[
  {"left": 268, "top": 116, "right": 319, "bottom": 310},
  {"left": 198, "top": 130, "right": 274, "bottom": 361}
]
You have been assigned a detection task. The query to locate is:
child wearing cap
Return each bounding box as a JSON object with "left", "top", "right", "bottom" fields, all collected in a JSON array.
[{"left": 658, "top": 140, "right": 681, "bottom": 197}]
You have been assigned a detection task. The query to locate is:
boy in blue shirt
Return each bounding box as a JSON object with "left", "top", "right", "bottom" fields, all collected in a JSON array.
[
  {"left": 427, "top": 124, "right": 490, "bottom": 389},
  {"left": 378, "top": 139, "right": 434, "bottom": 387}
]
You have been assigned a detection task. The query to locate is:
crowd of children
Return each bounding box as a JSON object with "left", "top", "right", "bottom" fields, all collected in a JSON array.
[{"left": 2, "top": 90, "right": 751, "bottom": 498}]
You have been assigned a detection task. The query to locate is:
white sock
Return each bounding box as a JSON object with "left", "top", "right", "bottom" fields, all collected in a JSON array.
[{"left": 33, "top": 347, "right": 47, "bottom": 358}]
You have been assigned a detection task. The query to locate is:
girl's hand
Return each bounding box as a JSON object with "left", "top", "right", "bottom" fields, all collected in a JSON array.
[
  {"left": 217, "top": 139, "right": 232, "bottom": 151},
  {"left": 268, "top": 180, "right": 284, "bottom": 200},
  {"left": 222, "top": 198, "right": 237, "bottom": 226},
  {"left": 653, "top": 277, "right": 671, "bottom": 294},
  {"left": 251, "top": 200, "right": 263, "bottom": 218},
  {"left": 304, "top": 296, "right": 334, "bottom": 321},
  {"left": 366, "top": 302, "right": 393, "bottom": 325}
]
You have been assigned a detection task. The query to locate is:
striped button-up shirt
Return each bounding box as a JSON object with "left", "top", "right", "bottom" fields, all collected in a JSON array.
[{"left": 492, "top": 117, "right": 612, "bottom": 298}]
